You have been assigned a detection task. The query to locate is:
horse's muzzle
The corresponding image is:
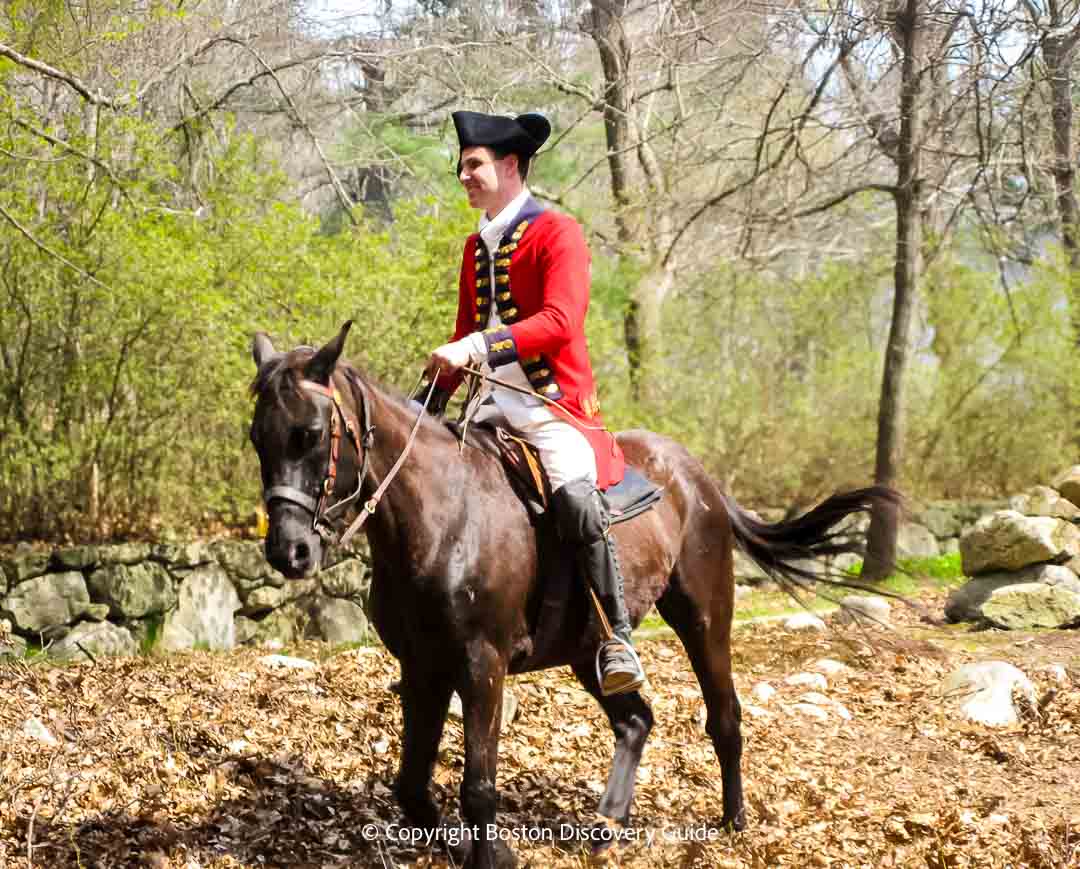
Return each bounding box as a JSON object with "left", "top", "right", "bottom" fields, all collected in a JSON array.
[{"left": 265, "top": 505, "right": 323, "bottom": 578}]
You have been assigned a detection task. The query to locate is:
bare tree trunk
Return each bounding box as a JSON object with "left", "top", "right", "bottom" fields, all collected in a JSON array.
[
  {"left": 863, "top": 0, "right": 924, "bottom": 581},
  {"left": 585, "top": 0, "right": 673, "bottom": 402},
  {"left": 1042, "top": 29, "right": 1080, "bottom": 450},
  {"left": 586, "top": 0, "right": 634, "bottom": 239},
  {"left": 1045, "top": 36, "right": 1080, "bottom": 274}
]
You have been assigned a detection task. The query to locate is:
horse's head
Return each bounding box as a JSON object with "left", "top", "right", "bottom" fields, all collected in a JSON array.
[{"left": 249, "top": 321, "right": 359, "bottom": 578}]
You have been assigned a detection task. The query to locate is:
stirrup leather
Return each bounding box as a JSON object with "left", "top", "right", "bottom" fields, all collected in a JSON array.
[{"left": 595, "top": 635, "right": 646, "bottom": 696}]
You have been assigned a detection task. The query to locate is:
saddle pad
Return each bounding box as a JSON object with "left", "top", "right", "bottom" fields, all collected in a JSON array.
[{"left": 602, "top": 466, "right": 664, "bottom": 526}]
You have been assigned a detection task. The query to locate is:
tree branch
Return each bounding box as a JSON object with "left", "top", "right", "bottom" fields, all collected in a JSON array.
[
  {"left": 662, "top": 39, "right": 855, "bottom": 267},
  {"left": 0, "top": 41, "right": 123, "bottom": 108},
  {"left": 0, "top": 203, "right": 112, "bottom": 292},
  {"left": 11, "top": 120, "right": 132, "bottom": 204},
  {"left": 786, "top": 183, "right": 898, "bottom": 218},
  {"left": 220, "top": 38, "right": 357, "bottom": 225}
]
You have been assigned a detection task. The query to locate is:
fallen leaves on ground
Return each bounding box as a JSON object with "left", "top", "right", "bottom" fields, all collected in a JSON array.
[{"left": 1, "top": 603, "right": 1078, "bottom": 868}]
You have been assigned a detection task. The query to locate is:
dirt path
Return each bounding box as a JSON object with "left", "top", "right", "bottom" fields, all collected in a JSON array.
[{"left": 1, "top": 590, "right": 1078, "bottom": 868}]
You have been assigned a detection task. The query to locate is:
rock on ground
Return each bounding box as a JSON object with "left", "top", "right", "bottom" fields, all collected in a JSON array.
[
  {"left": 308, "top": 596, "right": 369, "bottom": 644},
  {"left": 49, "top": 621, "right": 137, "bottom": 662},
  {"left": 960, "top": 511, "right": 1080, "bottom": 575},
  {"left": 945, "top": 564, "right": 1080, "bottom": 623},
  {"left": 319, "top": 558, "right": 370, "bottom": 600},
  {"left": 981, "top": 582, "right": 1080, "bottom": 630},
  {"left": 259, "top": 654, "right": 316, "bottom": 670},
  {"left": 784, "top": 612, "right": 826, "bottom": 632},
  {"left": 833, "top": 595, "right": 891, "bottom": 627},
  {"left": 1, "top": 571, "right": 94, "bottom": 633},
  {"left": 897, "top": 522, "right": 939, "bottom": 559},
  {"left": 23, "top": 717, "right": 58, "bottom": 746},
  {"left": 1052, "top": 466, "right": 1080, "bottom": 508},
  {"left": 788, "top": 702, "right": 829, "bottom": 721},
  {"left": 811, "top": 658, "right": 851, "bottom": 677},
  {"left": 449, "top": 689, "right": 519, "bottom": 729},
  {"left": 88, "top": 561, "right": 175, "bottom": 619},
  {"left": 941, "top": 661, "right": 1036, "bottom": 727},
  {"left": 785, "top": 672, "right": 828, "bottom": 690},
  {"left": 0, "top": 618, "right": 26, "bottom": 657},
  {"left": 751, "top": 682, "right": 776, "bottom": 704},
  {"left": 733, "top": 551, "right": 769, "bottom": 585},
  {"left": 1009, "top": 485, "right": 1080, "bottom": 520}
]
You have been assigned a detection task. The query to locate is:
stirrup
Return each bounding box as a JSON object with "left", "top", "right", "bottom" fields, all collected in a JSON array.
[{"left": 595, "top": 635, "right": 646, "bottom": 696}]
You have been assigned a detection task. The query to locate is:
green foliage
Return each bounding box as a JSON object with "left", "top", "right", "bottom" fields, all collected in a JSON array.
[
  {"left": 590, "top": 256, "right": 886, "bottom": 505},
  {"left": 843, "top": 552, "right": 965, "bottom": 596},
  {"left": 2, "top": 0, "right": 1078, "bottom": 542},
  {"left": 901, "top": 552, "right": 964, "bottom": 583},
  {"left": 139, "top": 614, "right": 163, "bottom": 655},
  {"left": 912, "top": 252, "right": 1076, "bottom": 496},
  {"left": 582, "top": 240, "right": 1076, "bottom": 510},
  {"left": 0, "top": 106, "right": 472, "bottom": 539}
]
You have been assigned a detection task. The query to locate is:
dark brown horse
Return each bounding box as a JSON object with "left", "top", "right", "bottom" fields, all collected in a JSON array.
[{"left": 249, "top": 322, "right": 898, "bottom": 869}]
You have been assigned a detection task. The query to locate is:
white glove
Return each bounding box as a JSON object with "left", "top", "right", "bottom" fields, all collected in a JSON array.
[{"left": 427, "top": 334, "right": 486, "bottom": 376}]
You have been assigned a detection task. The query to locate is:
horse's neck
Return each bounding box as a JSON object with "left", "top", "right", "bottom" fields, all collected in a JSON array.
[{"left": 340, "top": 369, "right": 459, "bottom": 539}]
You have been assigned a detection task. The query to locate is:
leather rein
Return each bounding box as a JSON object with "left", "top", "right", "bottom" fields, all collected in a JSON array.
[{"left": 263, "top": 374, "right": 436, "bottom": 548}]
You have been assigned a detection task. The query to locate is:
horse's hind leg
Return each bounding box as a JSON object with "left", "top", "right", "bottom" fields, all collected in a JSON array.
[
  {"left": 656, "top": 570, "right": 745, "bottom": 830},
  {"left": 394, "top": 663, "right": 453, "bottom": 831},
  {"left": 570, "top": 658, "right": 654, "bottom": 826}
]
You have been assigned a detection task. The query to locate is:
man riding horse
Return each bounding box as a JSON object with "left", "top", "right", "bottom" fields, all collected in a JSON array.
[{"left": 420, "top": 109, "right": 645, "bottom": 696}]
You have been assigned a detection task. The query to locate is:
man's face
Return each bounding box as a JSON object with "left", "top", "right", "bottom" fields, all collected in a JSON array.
[{"left": 458, "top": 146, "right": 516, "bottom": 213}]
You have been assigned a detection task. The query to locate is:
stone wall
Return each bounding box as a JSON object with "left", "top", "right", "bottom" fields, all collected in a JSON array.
[
  {"left": 0, "top": 540, "right": 371, "bottom": 661},
  {"left": 3, "top": 474, "right": 1076, "bottom": 661}
]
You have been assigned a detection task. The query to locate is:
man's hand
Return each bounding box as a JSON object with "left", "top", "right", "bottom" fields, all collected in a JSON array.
[{"left": 426, "top": 336, "right": 483, "bottom": 378}]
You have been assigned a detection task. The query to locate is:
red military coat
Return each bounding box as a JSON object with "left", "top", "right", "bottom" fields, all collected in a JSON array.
[{"left": 437, "top": 199, "right": 626, "bottom": 490}]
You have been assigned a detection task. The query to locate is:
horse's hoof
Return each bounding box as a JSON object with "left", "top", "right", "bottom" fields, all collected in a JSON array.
[
  {"left": 586, "top": 818, "right": 620, "bottom": 862},
  {"left": 492, "top": 839, "right": 518, "bottom": 869},
  {"left": 589, "top": 837, "right": 618, "bottom": 863},
  {"left": 462, "top": 838, "right": 517, "bottom": 869},
  {"left": 443, "top": 823, "right": 472, "bottom": 865}
]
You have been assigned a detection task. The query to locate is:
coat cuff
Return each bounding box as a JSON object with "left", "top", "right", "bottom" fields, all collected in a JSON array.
[
  {"left": 482, "top": 326, "right": 518, "bottom": 367},
  {"left": 463, "top": 332, "right": 488, "bottom": 365}
]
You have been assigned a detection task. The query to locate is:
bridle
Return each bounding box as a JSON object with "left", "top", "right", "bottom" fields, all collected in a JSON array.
[
  {"left": 262, "top": 373, "right": 436, "bottom": 547},
  {"left": 262, "top": 375, "right": 374, "bottom": 544}
]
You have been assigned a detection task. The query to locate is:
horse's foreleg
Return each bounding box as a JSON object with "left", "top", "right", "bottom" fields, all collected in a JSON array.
[
  {"left": 458, "top": 639, "right": 515, "bottom": 869},
  {"left": 571, "top": 659, "right": 653, "bottom": 827},
  {"left": 394, "top": 667, "right": 453, "bottom": 831}
]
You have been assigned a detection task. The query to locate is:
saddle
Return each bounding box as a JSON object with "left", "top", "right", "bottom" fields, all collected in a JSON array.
[
  {"left": 447, "top": 421, "right": 664, "bottom": 524},
  {"left": 446, "top": 419, "right": 663, "bottom": 671}
]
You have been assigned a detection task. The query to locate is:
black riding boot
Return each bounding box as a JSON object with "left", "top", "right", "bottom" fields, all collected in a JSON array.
[{"left": 553, "top": 477, "right": 646, "bottom": 696}]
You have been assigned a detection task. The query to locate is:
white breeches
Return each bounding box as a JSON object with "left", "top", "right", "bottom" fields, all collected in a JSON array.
[{"left": 473, "top": 398, "right": 597, "bottom": 492}]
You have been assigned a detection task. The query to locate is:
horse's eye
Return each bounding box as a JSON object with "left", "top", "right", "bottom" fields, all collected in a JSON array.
[{"left": 289, "top": 426, "right": 322, "bottom": 454}]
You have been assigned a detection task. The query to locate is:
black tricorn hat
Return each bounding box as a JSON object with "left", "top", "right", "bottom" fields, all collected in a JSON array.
[{"left": 452, "top": 110, "right": 551, "bottom": 159}]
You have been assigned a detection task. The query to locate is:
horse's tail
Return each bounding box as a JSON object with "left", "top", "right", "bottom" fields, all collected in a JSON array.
[{"left": 720, "top": 486, "right": 905, "bottom": 597}]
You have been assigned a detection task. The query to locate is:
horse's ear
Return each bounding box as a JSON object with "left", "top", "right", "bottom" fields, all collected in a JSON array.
[
  {"left": 253, "top": 332, "right": 279, "bottom": 370},
  {"left": 304, "top": 321, "right": 353, "bottom": 384}
]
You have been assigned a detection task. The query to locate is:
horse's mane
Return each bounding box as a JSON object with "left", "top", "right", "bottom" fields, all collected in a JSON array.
[
  {"left": 249, "top": 348, "right": 314, "bottom": 419},
  {"left": 249, "top": 347, "right": 456, "bottom": 442}
]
